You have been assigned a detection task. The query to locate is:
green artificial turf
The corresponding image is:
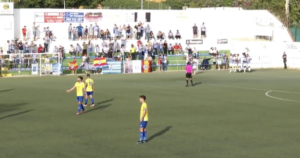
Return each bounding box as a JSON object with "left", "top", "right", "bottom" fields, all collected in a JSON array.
[{"left": 0, "top": 70, "right": 300, "bottom": 158}]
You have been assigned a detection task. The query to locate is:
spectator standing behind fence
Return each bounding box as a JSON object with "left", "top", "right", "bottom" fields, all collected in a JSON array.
[
  {"left": 88, "top": 41, "right": 93, "bottom": 57},
  {"left": 201, "top": 23, "right": 206, "bottom": 39},
  {"left": 94, "top": 23, "right": 99, "bottom": 40},
  {"left": 68, "top": 23, "right": 72, "bottom": 40},
  {"left": 22, "top": 26, "right": 27, "bottom": 41},
  {"left": 6, "top": 40, "right": 10, "bottom": 54},
  {"left": 168, "top": 30, "right": 174, "bottom": 40},
  {"left": 38, "top": 44, "right": 43, "bottom": 53},
  {"left": 76, "top": 43, "right": 82, "bottom": 57},
  {"left": 43, "top": 35, "right": 50, "bottom": 53},
  {"left": 32, "top": 22, "right": 39, "bottom": 41},
  {"left": 72, "top": 26, "right": 77, "bottom": 41},
  {"left": 145, "top": 24, "right": 151, "bottom": 40},
  {"left": 162, "top": 54, "right": 167, "bottom": 71},
  {"left": 77, "top": 24, "right": 83, "bottom": 41},
  {"left": 95, "top": 44, "right": 100, "bottom": 57},
  {"left": 283, "top": 52, "right": 287, "bottom": 69},
  {"left": 193, "top": 24, "right": 198, "bottom": 39},
  {"left": 82, "top": 42, "right": 87, "bottom": 56}
]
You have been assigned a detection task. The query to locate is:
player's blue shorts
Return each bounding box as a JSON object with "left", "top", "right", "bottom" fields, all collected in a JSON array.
[
  {"left": 77, "top": 96, "right": 84, "bottom": 102},
  {"left": 140, "top": 121, "right": 148, "bottom": 128},
  {"left": 86, "top": 91, "right": 93, "bottom": 96}
]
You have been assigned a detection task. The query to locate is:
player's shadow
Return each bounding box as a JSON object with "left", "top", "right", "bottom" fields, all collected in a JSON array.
[
  {"left": 193, "top": 82, "right": 202, "bottom": 86},
  {"left": 0, "top": 109, "right": 33, "bottom": 120},
  {"left": 0, "top": 89, "right": 14, "bottom": 93},
  {"left": 147, "top": 126, "right": 172, "bottom": 143},
  {"left": 95, "top": 98, "right": 114, "bottom": 106},
  {"left": 85, "top": 98, "right": 114, "bottom": 114},
  {"left": 0, "top": 103, "right": 28, "bottom": 114},
  {"left": 85, "top": 104, "right": 111, "bottom": 113}
]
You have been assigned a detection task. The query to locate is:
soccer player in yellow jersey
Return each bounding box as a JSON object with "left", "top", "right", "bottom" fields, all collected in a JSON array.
[
  {"left": 84, "top": 74, "right": 95, "bottom": 107},
  {"left": 137, "top": 95, "right": 149, "bottom": 144},
  {"left": 66, "top": 76, "right": 86, "bottom": 115}
]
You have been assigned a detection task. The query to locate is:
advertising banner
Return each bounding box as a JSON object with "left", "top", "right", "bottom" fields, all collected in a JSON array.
[
  {"left": 44, "top": 12, "right": 64, "bottom": 23},
  {"left": 41, "top": 64, "right": 52, "bottom": 74},
  {"left": 0, "top": 3, "right": 13, "bottom": 15},
  {"left": 186, "top": 39, "right": 203, "bottom": 45},
  {"left": 142, "top": 60, "right": 151, "bottom": 73},
  {"left": 31, "top": 63, "right": 38, "bottom": 75},
  {"left": 102, "top": 61, "right": 121, "bottom": 74},
  {"left": 52, "top": 63, "right": 62, "bottom": 75},
  {"left": 64, "top": 12, "right": 84, "bottom": 23},
  {"left": 84, "top": 12, "right": 103, "bottom": 22},
  {"left": 124, "top": 60, "right": 141, "bottom": 74},
  {"left": 217, "top": 39, "right": 228, "bottom": 44}
]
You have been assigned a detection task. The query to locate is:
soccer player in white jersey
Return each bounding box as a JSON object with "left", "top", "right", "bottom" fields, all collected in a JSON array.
[
  {"left": 246, "top": 54, "right": 252, "bottom": 72},
  {"left": 242, "top": 53, "right": 248, "bottom": 73},
  {"left": 217, "top": 53, "right": 222, "bottom": 70},
  {"left": 88, "top": 24, "right": 93, "bottom": 40},
  {"left": 94, "top": 24, "right": 99, "bottom": 40},
  {"left": 229, "top": 54, "right": 233, "bottom": 73},
  {"left": 236, "top": 54, "right": 241, "bottom": 72}
]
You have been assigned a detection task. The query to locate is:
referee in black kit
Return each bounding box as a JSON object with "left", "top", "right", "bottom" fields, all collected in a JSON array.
[{"left": 283, "top": 52, "right": 287, "bottom": 69}]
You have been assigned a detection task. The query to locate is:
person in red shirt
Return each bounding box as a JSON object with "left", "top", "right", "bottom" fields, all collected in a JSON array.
[
  {"left": 38, "top": 44, "right": 44, "bottom": 53},
  {"left": 178, "top": 43, "right": 182, "bottom": 55},
  {"left": 137, "top": 39, "right": 142, "bottom": 48},
  {"left": 157, "top": 54, "right": 162, "bottom": 71},
  {"left": 22, "top": 26, "right": 27, "bottom": 41},
  {"left": 174, "top": 43, "right": 179, "bottom": 55}
]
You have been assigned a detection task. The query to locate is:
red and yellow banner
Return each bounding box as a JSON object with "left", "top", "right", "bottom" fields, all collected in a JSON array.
[
  {"left": 142, "top": 60, "right": 151, "bottom": 73},
  {"left": 94, "top": 57, "right": 107, "bottom": 67},
  {"left": 68, "top": 62, "right": 78, "bottom": 70}
]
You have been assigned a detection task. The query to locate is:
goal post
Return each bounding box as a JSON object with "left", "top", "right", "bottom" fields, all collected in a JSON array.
[{"left": 1, "top": 53, "right": 62, "bottom": 77}]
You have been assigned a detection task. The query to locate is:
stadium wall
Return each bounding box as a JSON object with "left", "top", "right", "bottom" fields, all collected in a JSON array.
[{"left": 0, "top": 3, "right": 14, "bottom": 50}]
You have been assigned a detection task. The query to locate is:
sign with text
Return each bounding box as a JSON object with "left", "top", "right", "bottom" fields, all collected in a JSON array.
[
  {"left": 124, "top": 60, "right": 141, "bottom": 74},
  {"left": 44, "top": 12, "right": 64, "bottom": 23},
  {"left": 84, "top": 12, "right": 103, "bottom": 22},
  {"left": 64, "top": 12, "right": 84, "bottom": 23},
  {"left": 186, "top": 39, "right": 203, "bottom": 45},
  {"left": 217, "top": 39, "right": 228, "bottom": 44},
  {"left": 34, "top": 12, "right": 45, "bottom": 23},
  {"left": 0, "top": 3, "right": 13, "bottom": 15}
]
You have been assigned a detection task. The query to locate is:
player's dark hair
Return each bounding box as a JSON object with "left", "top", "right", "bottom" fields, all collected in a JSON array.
[
  {"left": 78, "top": 76, "right": 83, "bottom": 81},
  {"left": 87, "top": 74, "right": 90, "bottom": 77},
  {"left": 187, "top": 62, "right": 191, "bottom": 65},
  {"left": 140, "top": 95, "right": 146, "bottom": 101}
]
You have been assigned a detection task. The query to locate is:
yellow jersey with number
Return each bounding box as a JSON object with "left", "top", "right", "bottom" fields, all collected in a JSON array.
[
  {"left": 75, "top": 82, "right": 85, "bottom": 96},
  {"left": 140, "top": 103, "right": 148, "bottom": 121},
  {"left": 85, "top": 78, "right": 94, "bottom": 92}
]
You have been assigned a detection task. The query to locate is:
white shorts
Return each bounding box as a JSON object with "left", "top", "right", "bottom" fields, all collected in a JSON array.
[
  {"left": 89, "top": 32, "right": 93, "bottom": 36},
  {"left": 217, "top": 61, "right": 222, "bottom": 65},
  {"left": 94, "top": 31, "right": 98, "bottom": 36}
]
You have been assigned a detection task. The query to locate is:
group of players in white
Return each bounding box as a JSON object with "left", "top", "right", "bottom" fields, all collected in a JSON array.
[{"left": 229, "top": 53, "right": 252, "bottom": 73}]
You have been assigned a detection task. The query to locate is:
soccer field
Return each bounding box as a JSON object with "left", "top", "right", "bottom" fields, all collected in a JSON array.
[{"left": 1, "top": 70, "right": 300, "bottom": 158}]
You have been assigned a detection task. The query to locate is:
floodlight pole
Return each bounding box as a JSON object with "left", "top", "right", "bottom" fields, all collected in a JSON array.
[
  {"left": 141, "top": 0, "right": 143, "bottom": 10},
  {"left": 64, "top": 0, "right": 65, "bottom": 9}
]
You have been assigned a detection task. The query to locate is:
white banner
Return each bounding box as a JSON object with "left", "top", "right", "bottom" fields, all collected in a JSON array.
[
  {"left": 132, "top": 60, "right": 141, "bottom": 73},
  {"left": 31, "top": 63, "right": 38, "bottom": 75}
]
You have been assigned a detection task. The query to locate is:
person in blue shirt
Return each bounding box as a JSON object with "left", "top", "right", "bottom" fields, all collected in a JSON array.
[{"left": 77, "top": 24, "right": 83, "bottom": 41}]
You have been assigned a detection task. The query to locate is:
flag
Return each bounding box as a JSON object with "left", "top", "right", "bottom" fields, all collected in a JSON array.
[
  {"left": 142, "top": 60, "right": 151, "bottom": 73},
  {"left": 94, "top": 57, "right": 107, "bottom": 67},
  {"left": 69, "top": 62, "right": 78, "bottom": 70}
]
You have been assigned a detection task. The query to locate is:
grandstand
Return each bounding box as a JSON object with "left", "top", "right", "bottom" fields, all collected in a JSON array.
[{"left": 1, "top": 5, "right": 299, "bottom": 77}]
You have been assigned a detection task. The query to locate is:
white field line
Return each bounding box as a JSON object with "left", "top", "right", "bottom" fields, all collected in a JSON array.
[{"left": 265, "top": 90, "right": 300, "bottom": 103}]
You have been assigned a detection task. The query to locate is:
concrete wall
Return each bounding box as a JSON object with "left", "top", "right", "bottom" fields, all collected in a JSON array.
[
  {"left": 0, "top": 2, "right": 14, "bottom": 51},
  {"left": 11, "top": 8, "right": 291, "bottom": 42}
]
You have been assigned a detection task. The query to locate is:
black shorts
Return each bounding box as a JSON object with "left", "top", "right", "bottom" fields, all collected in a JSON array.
[
  {"left": 186, "top": 73, "right": 192, "bottom": 78},
  {"left": 201, "top": 31, "right": 206, "bottom": 36}
]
